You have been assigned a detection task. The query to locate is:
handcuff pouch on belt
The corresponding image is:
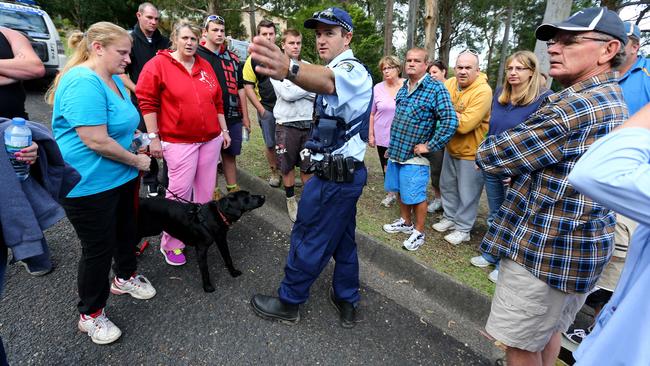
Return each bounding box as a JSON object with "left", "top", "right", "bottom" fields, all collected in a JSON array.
[{"left": 311, "top": 153, "right": 358, "bottom": 183}]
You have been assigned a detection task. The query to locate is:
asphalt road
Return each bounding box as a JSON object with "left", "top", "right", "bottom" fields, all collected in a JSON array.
[{"left": 0, "top": 89, "right": 491, "bottom": 365}]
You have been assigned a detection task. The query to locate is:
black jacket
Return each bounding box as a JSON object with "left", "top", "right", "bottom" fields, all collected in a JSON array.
[{"left": 126, "top": 24, "right": 170, "bottom": 85}]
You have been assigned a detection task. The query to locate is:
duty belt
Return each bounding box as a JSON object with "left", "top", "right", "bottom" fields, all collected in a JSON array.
[{"left": 308, "top": 153, "right": 364, "bottom": 183}]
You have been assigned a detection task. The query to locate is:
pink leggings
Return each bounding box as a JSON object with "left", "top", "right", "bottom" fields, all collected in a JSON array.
[{"left": 161, "top": 135, "right": 223, "bottom": 251}]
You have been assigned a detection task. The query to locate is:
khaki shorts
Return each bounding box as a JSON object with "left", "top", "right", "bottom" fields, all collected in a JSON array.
[{"left": 485, "top": 259, "right": 588, "bottom": 352}]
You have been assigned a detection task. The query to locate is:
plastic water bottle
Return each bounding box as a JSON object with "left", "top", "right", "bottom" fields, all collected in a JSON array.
[
  {"left": 242, "top": 126, "right": 249, "bottom": 142},
  {"left": 130, "top": 132, "right": 151, "bottom": 153},
  {"left": 4, "top": 117, "right": 32, "bottom": 181}
]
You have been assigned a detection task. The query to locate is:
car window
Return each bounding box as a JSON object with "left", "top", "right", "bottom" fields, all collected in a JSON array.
[{"left": 0, "top": 6, "right": 49, "bottom": 38}]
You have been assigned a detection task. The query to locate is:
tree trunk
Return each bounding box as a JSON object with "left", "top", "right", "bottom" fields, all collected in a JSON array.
[
  {"left": 248, "top": 0, "right": 256, "bottom": 41},
  {"left": 534, "top": 0, "right": 572, "bottom": 87},
  {"left": 424, "top": 0, "right": 438, "bottom": 61},
  {"left": 496, "top": 3, "right": 513, "bottom": 88},
  {"left": 485, "top": 24, "right": 497, "bottom": 78},
  {"left": 438, "top": 0, "right": 453, "bottom": 66},
  {"left": 383, "top": 0, "right": 395, "bottom": 56},
  {"left": 207, "top": 0, "right": 218, "bottom": 14},
  {"left": 406, "top": 0, "right": 420, "bottom": 50}
]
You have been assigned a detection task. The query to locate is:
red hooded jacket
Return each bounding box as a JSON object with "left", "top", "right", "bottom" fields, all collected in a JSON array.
[{"left": 136, "top": 49, "right": 224, "bottom": 143}]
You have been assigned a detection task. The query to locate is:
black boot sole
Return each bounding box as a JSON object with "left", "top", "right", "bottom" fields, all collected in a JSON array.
[
  {"left": 328, "top": 291, "right": 356, "bottom": 329},
  {"left": 250, "top": 300, "right": 300, "bottom": 325}
]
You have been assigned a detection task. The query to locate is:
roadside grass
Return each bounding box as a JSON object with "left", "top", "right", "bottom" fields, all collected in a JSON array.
[{"left": 239, "top": 114, "right": 496, "bottom": 297}]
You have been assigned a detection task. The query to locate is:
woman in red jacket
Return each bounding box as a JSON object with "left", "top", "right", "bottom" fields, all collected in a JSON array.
[{"left": 137, "top": 20, "right": 231, "bottom": 266}]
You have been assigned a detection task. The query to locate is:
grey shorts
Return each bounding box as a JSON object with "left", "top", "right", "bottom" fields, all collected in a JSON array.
[
  {"left": 485, "top": 259, "right": 588, "bottom": 352},
  {"left": 275, "top": 124, "right": 311, "bottom": 175},
  {"left": 426, "top": 149, "right": 444, "bottom": 189},
  {"left": 258, "top": 109, "right": 276, "bottom": 148}
]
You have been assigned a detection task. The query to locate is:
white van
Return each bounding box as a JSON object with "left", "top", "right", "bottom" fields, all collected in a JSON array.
[{"left": 0, "top": 0, "right": 67, "bottom": 78}]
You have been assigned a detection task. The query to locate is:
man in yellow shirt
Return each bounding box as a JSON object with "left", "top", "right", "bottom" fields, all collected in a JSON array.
[{"left": 432, "top": 50, "right": 492, "bottom": 245}]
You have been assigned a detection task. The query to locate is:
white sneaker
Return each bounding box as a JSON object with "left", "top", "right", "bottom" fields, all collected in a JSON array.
[
  {"left": 444, "top": 230, "right": 471, "bottom": 245},
  {"left": 432, "top": 218, "right": 455, "bottom": 232},
  {"left": 268, "top": 170, "right": 281, "bottom": 188},
  {"left": 78, "top": 309, "right": 122, "bottom": 345},
  {"left": 380, "top": 193, "right": 397, "bottom": 207},
  {"left": 470, "top": 255, "right": 492, "bottom": 268},
  {"left": 286, "top": 196, "right": 298, "bottom": 222},
  {"left": 427, "top": 198, "right": 442, "bottom": 213},
  {"left": 488, "top": 269, "right": 499, "bottom": 283},
  {"left": 110, "top": 274, "right": 157, "bottom": 300},
  {"left": 383, "top": 218, "right": 414, "bottom": 234},
  {"left": 403, "top": 230, "right": 425, "bottom": 251}
]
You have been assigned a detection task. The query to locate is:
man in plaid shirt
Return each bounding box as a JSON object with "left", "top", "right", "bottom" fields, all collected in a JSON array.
[
  {"left": 475, "top": 7, "right": 629, "bottom": 366},
  {"left": 382, "top": 48, "right": 457, "bottom": 250}
]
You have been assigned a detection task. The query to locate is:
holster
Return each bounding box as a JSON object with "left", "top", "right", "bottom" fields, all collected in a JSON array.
[{"left": 308, "top": 154, "right": 362, "bottom": 183}]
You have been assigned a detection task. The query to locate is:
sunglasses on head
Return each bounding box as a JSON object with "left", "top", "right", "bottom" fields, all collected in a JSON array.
[
  {"left": 204, "top": 14, "right": 225, "bottom": 28},
  {"left": 461, "top": 48, "right": 479, "bottom": 56}
]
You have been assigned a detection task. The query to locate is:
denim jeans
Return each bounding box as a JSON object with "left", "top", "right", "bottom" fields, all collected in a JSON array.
[{"left": 482, "top": 171, "right": 508, "bottom": 267}]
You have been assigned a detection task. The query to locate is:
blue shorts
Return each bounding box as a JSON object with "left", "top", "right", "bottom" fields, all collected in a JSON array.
[
  {"left": 222, "top": 119, "right": 243, "bottom": 156},
  {"left": 384, "top": 160, "right": 429, "bottom": 205},
  {"left": 258, "top": 109, "right": 276, "bottom": 148}
]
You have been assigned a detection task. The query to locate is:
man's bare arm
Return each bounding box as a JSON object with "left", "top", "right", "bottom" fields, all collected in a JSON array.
[{"left": 0, "top": 27, "right": 45, "bottom": 81}]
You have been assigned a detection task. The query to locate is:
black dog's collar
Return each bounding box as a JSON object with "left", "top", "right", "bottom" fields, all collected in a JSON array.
[{"left": 217, "top": 207, "right": 231, "bottom": 226}]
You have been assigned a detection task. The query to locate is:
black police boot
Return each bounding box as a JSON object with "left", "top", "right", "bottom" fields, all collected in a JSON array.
[
  {"left": 329, "top": 288, "right": 357, "bottom": 328},
  {"left": 250, "top": 294, "right": 300, "bottom": 325}
]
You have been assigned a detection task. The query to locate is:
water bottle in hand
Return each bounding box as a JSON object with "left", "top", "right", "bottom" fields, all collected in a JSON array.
[
  {"left": 4, "top": 117, "right": 32, "bottom": 181},
  {"left": 130, "top": 132, "right": 151, "bottom": 153},
  {"left": 242, "top": 126, "right": 249, "bottom": 142}
]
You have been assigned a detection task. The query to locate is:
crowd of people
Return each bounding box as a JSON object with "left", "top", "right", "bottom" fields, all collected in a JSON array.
[{"left": 1, "top": 1, "right": 650, "bottom": 365}]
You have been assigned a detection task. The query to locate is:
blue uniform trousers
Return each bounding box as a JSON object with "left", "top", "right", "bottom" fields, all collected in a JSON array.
[{"left": 279, "top": 167, "right": 367, "bottom": 305}]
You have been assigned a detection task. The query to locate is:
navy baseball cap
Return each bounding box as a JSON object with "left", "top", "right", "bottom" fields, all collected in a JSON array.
[
  {"left": 625, "top": 21, "right": 641, "bottom": 40},
  {"left": 304, "top": 7, "right": 353, "bottom": 32},
  {"left": 536, "top": 7, "right": 627, "bottom": 45}
]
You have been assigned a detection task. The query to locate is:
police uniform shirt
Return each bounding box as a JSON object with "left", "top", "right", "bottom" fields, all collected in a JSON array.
[
  {"left": 619, "top": 55, "right": 650, "bottom": 116},
  {"left": 312, "top": 49, "right": 372, "bottom": 162}
]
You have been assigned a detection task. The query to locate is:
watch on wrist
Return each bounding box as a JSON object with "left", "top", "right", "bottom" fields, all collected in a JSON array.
[
  {"left": 286, "top": 58, "right": 300, "bottom": 81},
  {"left": 147, "top": 132, "right": 159, "bottom": 139}
]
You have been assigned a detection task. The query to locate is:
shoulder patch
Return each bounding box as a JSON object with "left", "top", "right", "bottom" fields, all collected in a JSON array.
[{"left": 338, "top": 62, "right": 355, "bottom": 72}]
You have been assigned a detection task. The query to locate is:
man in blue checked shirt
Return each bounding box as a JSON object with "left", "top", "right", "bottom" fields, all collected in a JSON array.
[
  {"left": 475, "top": 7, "right": 628, "bottom": 366},
  {"left": 382, "top": 48, "right": 457, "bottom": 251}
]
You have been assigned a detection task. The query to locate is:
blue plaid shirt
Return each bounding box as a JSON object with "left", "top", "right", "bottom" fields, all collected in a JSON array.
[
  {"left": 388, "top": 74, "right": 457, "bottom": 162},
  {"left": 476, "top": 72, "right": 628, "bottom": 294}
]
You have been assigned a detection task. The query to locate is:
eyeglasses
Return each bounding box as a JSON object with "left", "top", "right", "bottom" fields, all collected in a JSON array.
[
  {"left": 382, "top": 66, "right": 398, "bottom": 72},
  {"left": 460, "top": 48, "right": 479, "bottom": 56},
  {"left": 312, "top": 9, "right": 352, "bottom": 32},
  {"left": 204, "top": 15, "right": 225, "bottom": 28},
  {"left": 506, "top": 66, "right": 530, "bottom": 73},
  {"left": 545, "top": 35, "right": 612, "bottom": 47}
]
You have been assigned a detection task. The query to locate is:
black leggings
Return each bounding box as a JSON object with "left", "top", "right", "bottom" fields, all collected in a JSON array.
[{"left": 62, "top": 178, "right": 139, "bottom": 315}]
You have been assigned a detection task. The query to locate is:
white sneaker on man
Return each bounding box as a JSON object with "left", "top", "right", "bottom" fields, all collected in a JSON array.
[
  {"left": 78, "top": 309, "right": 122, "bottom": 345},
  {"left": 380, "top": 193, "right": 397, "bottom": 207},
  {"left": 444, "top": 230, "right": 470, "bottom": 245},
  {"left": 427, "top": 198, "right": 442, "bottom": 213},
  {"left": 383, "top": 217, "right": 414, "bottom": 234},
  {"left": 402, "top": 230, "right": 425, "bottom": 251},
  {"left": 488, "top": 269, "right": 499, "bottom": 283},
  {"left": 432, "top": 218, "right": 455, "bottom": 232},
  {"left": 470, "top": 255, "right": 492, "bottom": 268},
  {"left": 286, "top": 196, "right": 298, "bottom": 222},
  {"left": 110, "top": 274, "right": 156, "bottom": 300}
]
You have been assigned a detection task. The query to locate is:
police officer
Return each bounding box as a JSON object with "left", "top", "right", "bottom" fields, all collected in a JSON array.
[{"left": 248, "top": 7, "right": 372, "bottom": 328}]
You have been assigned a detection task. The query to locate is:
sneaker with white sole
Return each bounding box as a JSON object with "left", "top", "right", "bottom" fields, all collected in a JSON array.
[
  {"left": 402, "top": 230, "right": 425, "bottom": 251},
  {"left": 286, "top": 196, "right": 298, "bottom": 222},
  {"left": 488, "top": 269, "right": 499, "bottom": 283},
  {"left": 444, "top": 230, "right": 470, "bottom": 245},
  {"left": 268, "top": 170, "right": 281, "bottom": 188},
  {"left": 427, "top": 198, "right": 442, "bottom": 213},
  {"left": 110, "top": 274, "right": 156, "bottom": 300},
  {"left": 470, "top": 255, "right": 492, "bottom": 268},
  {"left": 432, "top": 218, "right": 455, "bottom": 232},
  {"left": 382, "top": 218, "right": 414, "bottom": 234},
  {"left": 380, "top": 193, "right": 397, "bottom": 207},
  {"left": 78, "top": 309, "right": 122, "bottom": 345}
]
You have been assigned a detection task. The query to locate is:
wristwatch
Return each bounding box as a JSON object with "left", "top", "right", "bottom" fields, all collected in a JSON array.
[
  {"left": 286, "top": 58, "right": 300, "bottom": 81},
  {"left": 147, "top": 132, "right": 159, "bottom": 139}
]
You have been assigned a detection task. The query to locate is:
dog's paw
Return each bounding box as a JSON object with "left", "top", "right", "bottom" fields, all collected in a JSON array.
[
  {"left": 230, "top": 269, "right": 242, "bottom": 277},
  {"left": 203, "top": 284, "right": 216, "bottom": 293}
]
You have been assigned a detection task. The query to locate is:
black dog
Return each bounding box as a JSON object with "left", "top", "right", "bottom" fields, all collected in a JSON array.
[{"left": 137, "top": 190, "right": 265, "bottom": 292}]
